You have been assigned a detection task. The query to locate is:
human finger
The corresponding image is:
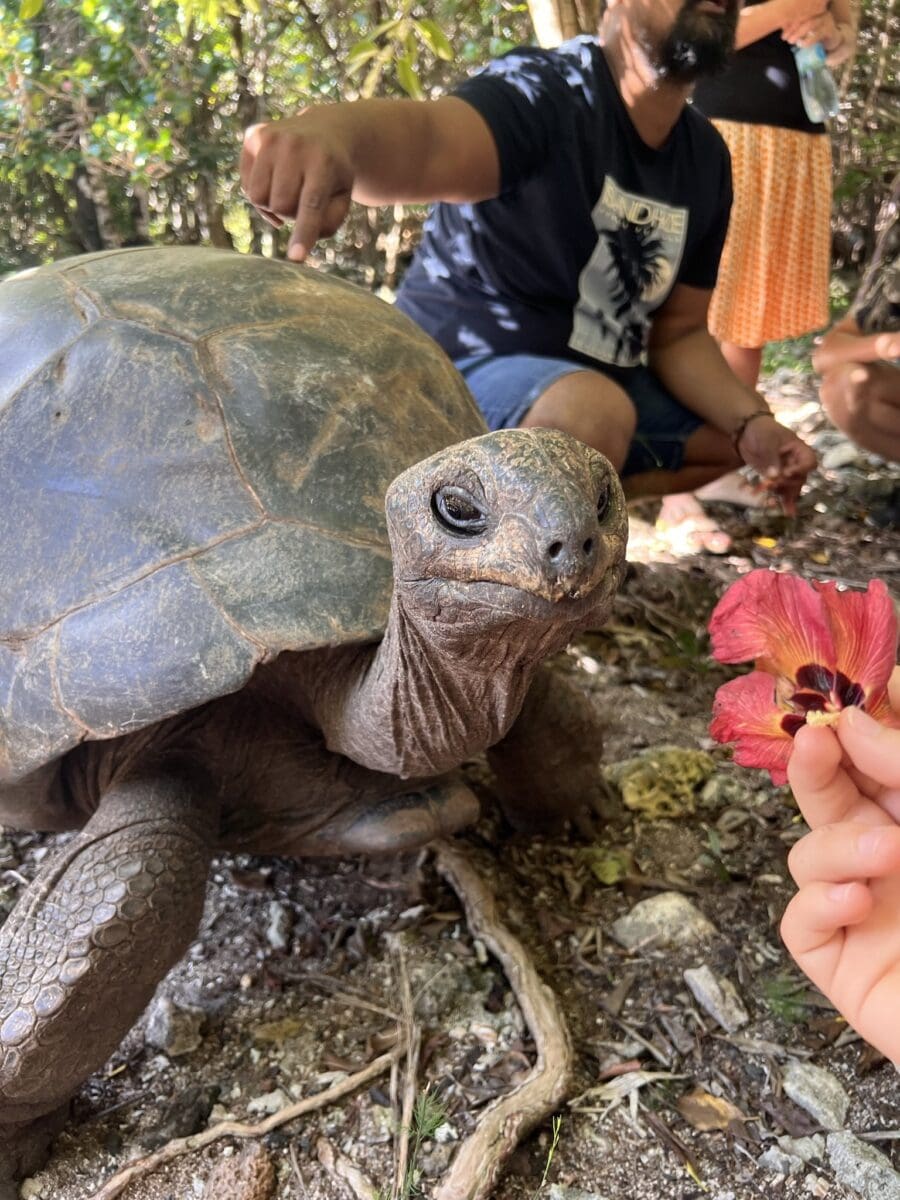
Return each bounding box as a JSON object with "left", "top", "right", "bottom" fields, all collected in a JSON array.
[
  {"left": 241, "top": 124, "right": 276, "bottom": 211},
  {"left": 781, "top": 880, "right": 873, "bottom": 960},
  {"left": 288, "top": 161, "right": 351, "bottom": 263},
  {"left": 838, "top": 705, "right": 900, "bottom": 790},
  {"left": 787, "top": 723, "right": 858, "bottom": 826},
  {"left": 787, "top": 821, "right": 900, "bottom": 888}
]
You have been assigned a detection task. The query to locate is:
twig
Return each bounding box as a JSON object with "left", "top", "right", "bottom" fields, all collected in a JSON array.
[
  {"left": 288, "top": 1140, "right": 310, "bottom": 1198},
  {"left": 431, "top": 839, "right": 574, "bottom": 1200},
  {"left": 316, "top": 1137, "right": 379, "bottom": 1200},
  {"left": 86, "top": 1048, "right": 402, "bottom": 1200},
  {"left": 394, "top": 945, "right": 421, "bottom": 1198}
]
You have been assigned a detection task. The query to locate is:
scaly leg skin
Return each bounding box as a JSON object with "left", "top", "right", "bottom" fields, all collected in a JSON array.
[
  {"left": 0, "top": 759, "right": 217, "bottom": 1191},
  {"left": 487, "top": 664, "right": 612, "bottom": 836}
]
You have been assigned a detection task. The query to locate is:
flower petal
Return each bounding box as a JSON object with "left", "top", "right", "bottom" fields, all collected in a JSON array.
[
  {"left": 815, "top": 578, "right": 898, "bottom": 704},
  {"left": 710, "top": 671, "right": 794, "bottom": 784},
  {"left": 865, "top": 690, "right": 900, "bottom": 729},
  {"left": 709, "top": 570, "right": 835, "bottom": 679}
]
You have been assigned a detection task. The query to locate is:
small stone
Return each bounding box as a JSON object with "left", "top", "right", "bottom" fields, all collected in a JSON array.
[
  {"left": 782, "top": 1061, "right": 850, "bottom": 1131},
  {"left": 246, "top": 1088, "right": 290, "bottom": 1115},
  {"left": 433, "top": 1121, "right": 458, "bottom": 1144},
  {"left": 202, "top": 1142, "right": 276, "bottom": 1200},
  {"left": 547, "top": 1187, "right": 612, "bottom": 1200},
  {"left": 683, "top": 964, "right": 749, "bottom": 1032},
  {"left": 20, "top": 1181, "right": 43, "bottom": 1200},
  {"left": 145, "top": 994, "right": 204, "bottom": 1057},
  {"left": 777, "top": 1134, "right": 826, "bottom": 1165},
  {"left": 822, "top": 441, "right": 865, "bottom": 471},
  {"left": 264, "top": 901, "right": 292, "bottom": 951},
  {"left": 827, "top": 1131, "right": 900, "bottom": 1200},
  {"left": 758, "top": 1146, "right": 803, "bottom": 1175},
  {"left": 140, "top": 1084, "right": 219, "bottom": 1150},
  {"left": 610, "top": 892, "right": 717, "bottom": 950},
  {"left": 803, "top": 1174, "right": 829, "bottom": 1198}
]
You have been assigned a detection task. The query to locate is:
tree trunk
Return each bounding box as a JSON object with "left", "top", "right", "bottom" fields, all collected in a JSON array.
[{"left": 526, "top": 0, "right": 600, "bottom": 47}]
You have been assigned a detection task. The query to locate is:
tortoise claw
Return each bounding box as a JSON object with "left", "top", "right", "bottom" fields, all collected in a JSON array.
[{"left": 291, "top": 776, "right": 480, "bottom": 856}]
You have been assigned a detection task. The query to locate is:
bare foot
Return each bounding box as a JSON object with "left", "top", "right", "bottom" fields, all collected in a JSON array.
[
  {"left": 696, "top": 469, "right": 773, "bottom": 509},
  {"left": 655, "top": 493, "right": 732, "bottom": 555}
]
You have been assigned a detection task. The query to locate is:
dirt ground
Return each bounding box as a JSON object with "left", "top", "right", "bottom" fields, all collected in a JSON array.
[{"left": 3, "top": 371, "right": 899, "bottom": 1200}]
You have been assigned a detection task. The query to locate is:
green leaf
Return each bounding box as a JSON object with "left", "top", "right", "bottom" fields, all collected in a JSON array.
[
  {"left": 414, "top": 17, "right": 452, "bottom": 60},
  {"left": 19, "top": 0, "right": 44, "bottom": 19},
  {"left": 346, "top": 38, "right": 378, "bottom": 62},
  {"left": 395, "top": 53, "right": 422, "bottom": 99}
]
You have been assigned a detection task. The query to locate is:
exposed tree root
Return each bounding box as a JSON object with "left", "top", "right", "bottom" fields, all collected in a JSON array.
[
  {"left": 87, "top": 838, "right": 571, "bottom": 1200},
  {"left": 431, "top": 838, "right": 574, "bottom": 1200},
  {"left": 87, "top": 1048, "right": 402, "bottom": 1200}
]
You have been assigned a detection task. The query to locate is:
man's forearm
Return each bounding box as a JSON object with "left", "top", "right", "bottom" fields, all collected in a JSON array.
[
  {"left": 312, "top": 97, "right": 497, "bottom": 206},
  {"left": 648, "top": 327, "right": 768, "bottom": 438}
]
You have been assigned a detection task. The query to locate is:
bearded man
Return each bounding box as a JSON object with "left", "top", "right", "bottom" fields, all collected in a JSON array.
[{"left": 241, "top": 0, "right": 816, "bottom": 532}]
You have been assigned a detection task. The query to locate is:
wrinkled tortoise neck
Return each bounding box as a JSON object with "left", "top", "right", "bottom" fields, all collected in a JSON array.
[{"left": 298, "top": 590, "right": 564, "bottom": 781}]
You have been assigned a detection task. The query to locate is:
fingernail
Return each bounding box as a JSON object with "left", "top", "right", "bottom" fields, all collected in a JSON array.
[
  {"left": 842, "top": 705, "right": 875, "bottom": 732},
  {"left": 827, "top": 882, "right": 855, "bottom": 903}
]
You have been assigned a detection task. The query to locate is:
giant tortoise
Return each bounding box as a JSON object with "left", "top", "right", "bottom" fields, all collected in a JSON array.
[{"left": 0, "top": 246, "right": 627, "bottom": 1186}]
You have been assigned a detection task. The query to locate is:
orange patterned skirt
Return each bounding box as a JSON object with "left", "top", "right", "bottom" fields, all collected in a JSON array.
[{"left": 708, "top": 120, "right": 832, "bottom": 348}]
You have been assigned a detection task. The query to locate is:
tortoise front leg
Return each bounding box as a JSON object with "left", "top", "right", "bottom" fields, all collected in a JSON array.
[
  {"left": 0, "top": 757, "right": 217, "bottom": 1188},
  {"left": 487, "top": 663, "right": 612, "bottom": 835}
]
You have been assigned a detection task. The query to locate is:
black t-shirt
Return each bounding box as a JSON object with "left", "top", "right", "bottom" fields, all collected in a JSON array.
[
  {"left": 692, "top": 0, "right": 826, "bottom": 133},
  {"left": 395, "top": 37, "right": 733, "bottom": 369}
]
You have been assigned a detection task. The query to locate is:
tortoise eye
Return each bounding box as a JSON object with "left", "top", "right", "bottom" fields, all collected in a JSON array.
[
  {"left": 596, "top": 481, "right": 611, "bottom": 524},
  {"left": 433, "top": 486, "right": 487, "bottom": 536}
]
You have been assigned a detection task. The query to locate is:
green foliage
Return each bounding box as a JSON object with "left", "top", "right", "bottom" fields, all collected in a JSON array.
[
  {"left": 0, "top": 0, "right": 531, "bottom": 269},
  {"left": 760, "top": 972, "right": 811, "bottom": 1024},
  {"left": 532, "top": 1114, "right": 563, "bottom": 1196},
  {"left": 0, "top": 0, "right": 894, "bottom": 283}
]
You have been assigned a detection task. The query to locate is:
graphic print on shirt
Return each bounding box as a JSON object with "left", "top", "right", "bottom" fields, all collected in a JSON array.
[{"left": 570, "top": 176, "right": 688, "bottom": 367}]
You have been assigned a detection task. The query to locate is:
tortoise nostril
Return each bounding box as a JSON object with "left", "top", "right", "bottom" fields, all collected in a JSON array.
[
  {"left": 582, "top": 538, "right": 594, "bottom": 556},
  {"left": 547, "top": 541, "right": 564, "bottom": 562}
]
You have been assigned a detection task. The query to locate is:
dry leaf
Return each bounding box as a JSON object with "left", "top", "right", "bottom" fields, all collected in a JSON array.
[{"left": 677, "top": 1087, "right": 747, "bottom": 1132}]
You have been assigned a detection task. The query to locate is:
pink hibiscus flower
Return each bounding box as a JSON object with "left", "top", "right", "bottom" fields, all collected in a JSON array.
[{"left": 708, "top": 569, "right": 900, "bottom": 785}]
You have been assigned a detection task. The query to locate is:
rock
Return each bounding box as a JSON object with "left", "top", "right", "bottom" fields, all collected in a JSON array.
[
  {"left": 264, "top": 901, "right": 293, "bottom": 951},
  {"left": 145, "top": 994, "right": 204, "bottom": 1057},
  {"left": 683, "top": 965, "right": 749, "bottom": 1032},
  {"left": 433, "top": 1121, "right": 459, "bottom": 1144},
  {"left": 758, "top": 1146, "right": 803, "bottom": 1175},
  {"left": 781, "top": 1061, "right": 850, "bottom": 1131},
  {"left": 604, "top": 746, "right": 715, "bottom": 818},
  {"left": 822, "top": 441, "right": 866, "bottom": 471},
  {"left": 547, "top": 1187, "right": 612, "bottom": 1200},
  {"left": 827, "top": 1131, "right": 900, "bottom": 1200},
  {"left": 778, "top": 1134, "right": 827, "bottom": 1165},
  {"left": 202, "top": 1142, "right": 276, "bottom": 1200},
  {"left": 139, "top": 1084, "right": 220, "bottom": 1150},
  {"left": 246, "top": 1088, "right": 290, "bottom": 1115},
  {"left": 610, "top": 892, "right": 717, "bottom": 950}
]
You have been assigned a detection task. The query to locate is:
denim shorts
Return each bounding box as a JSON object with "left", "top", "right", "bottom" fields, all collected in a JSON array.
[{"left": 454, "top": 353, "right": 704, "bottom": 477}]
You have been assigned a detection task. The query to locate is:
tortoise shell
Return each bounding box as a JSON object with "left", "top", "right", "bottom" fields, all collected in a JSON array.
[{"left": 0, "top": 246, "right": 485, "bottom": 782}]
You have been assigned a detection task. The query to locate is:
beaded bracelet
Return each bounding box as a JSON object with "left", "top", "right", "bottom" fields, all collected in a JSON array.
[{"left": 732, "top": 410, "right": 773, "bottom": 453}]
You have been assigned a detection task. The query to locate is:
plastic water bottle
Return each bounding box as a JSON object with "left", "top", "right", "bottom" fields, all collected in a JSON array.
[{"left": 792, "top": 43, "right": 840, "bottom": 123}]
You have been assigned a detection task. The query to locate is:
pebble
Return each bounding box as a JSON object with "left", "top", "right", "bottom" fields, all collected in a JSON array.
[
  {"left": 827, "top": 1131, "right": 900, "bottom": 1200},
  {"left": 758, "top": 1146, "right": 803, "bottom": 1175},
  {"left": 145, "top": 994, "right": 204, "bottom": 1057},
  {"left": 610, "top": 892, "right": 717, "bottom": 950},
  {"left": 781, "top": 1061, "right": 850, "bottom": 1131},
  {"left": 683, "top": 964, "right": 749, "bottom": 1032},
  {"left": 547, "top": 1188, "right": 613, "bottom": 1200},
  {"left": 264, "top": 900, "right": 293, "bottom": 951}
]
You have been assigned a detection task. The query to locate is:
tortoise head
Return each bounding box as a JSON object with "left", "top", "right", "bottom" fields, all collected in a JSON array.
[{"left": 385, "top": 428, "right": 627, "bottom": 637}]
